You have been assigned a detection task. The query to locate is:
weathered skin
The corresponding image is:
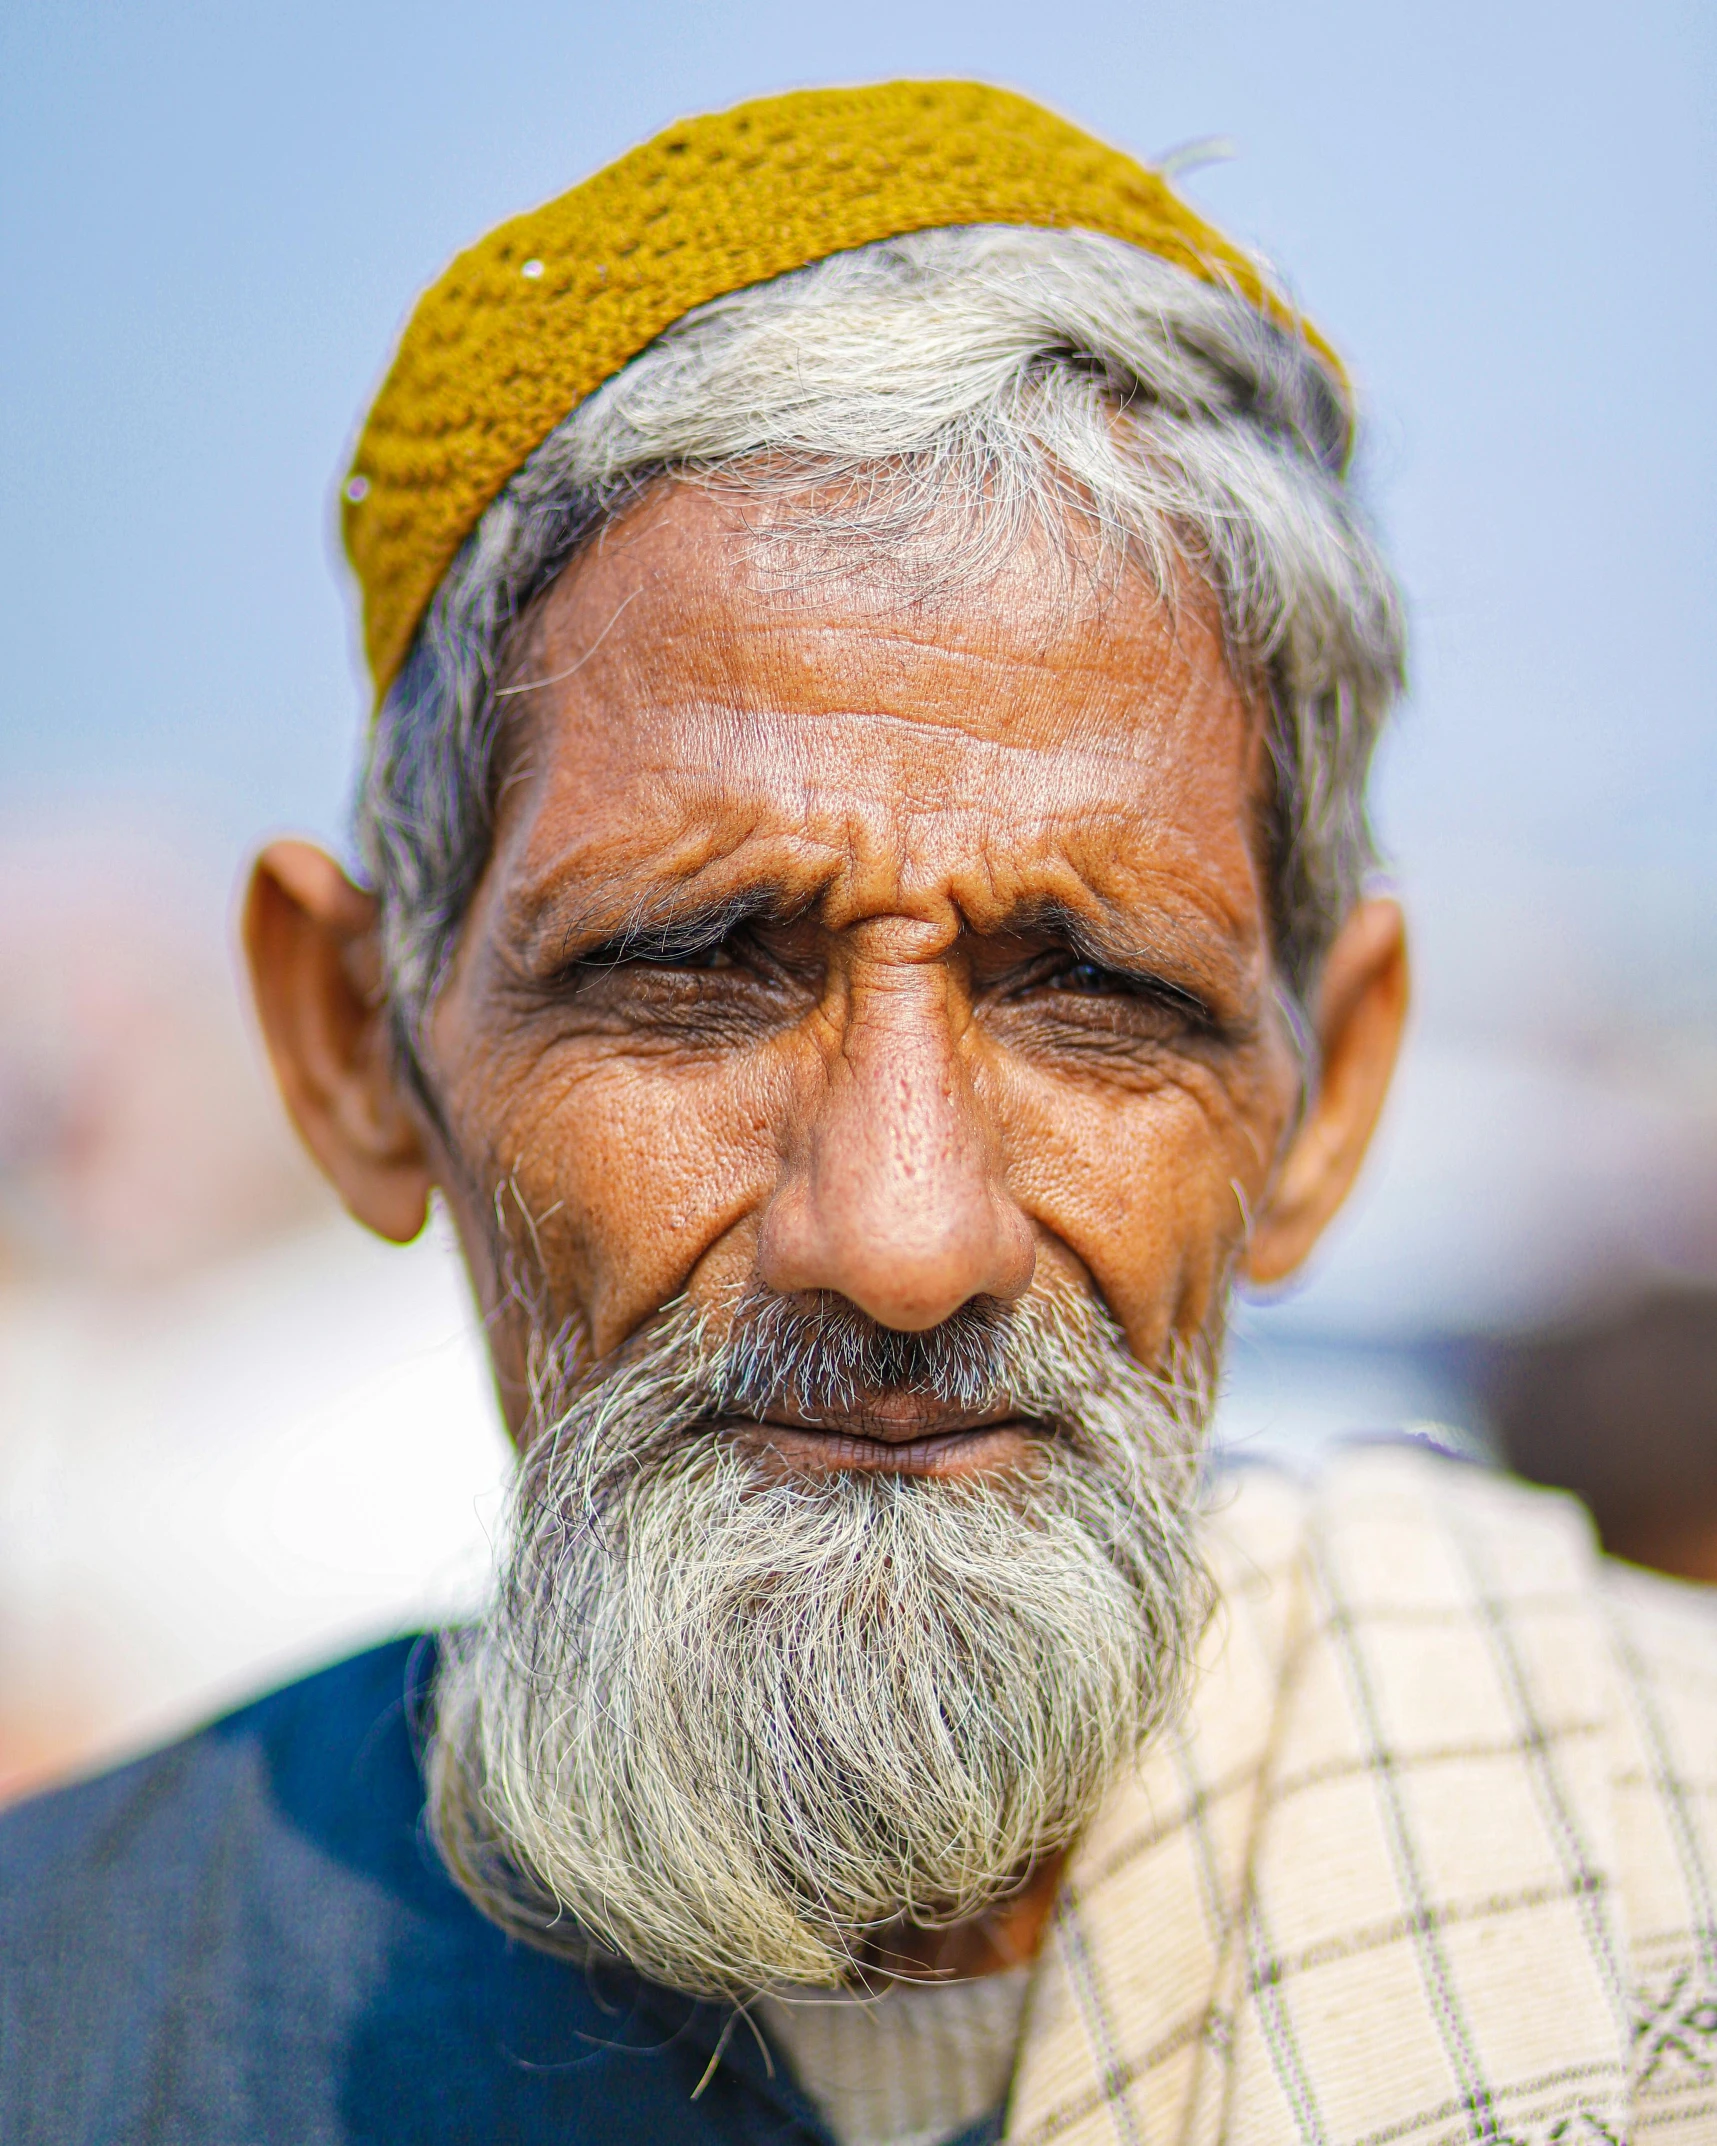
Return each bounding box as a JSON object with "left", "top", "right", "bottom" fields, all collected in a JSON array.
[{"left": 245, "top": 480, "right": 1408, "bottom": 1976}]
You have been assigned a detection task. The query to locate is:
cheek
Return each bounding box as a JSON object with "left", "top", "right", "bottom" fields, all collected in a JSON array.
[
  {"left": 990, "top": 1053, "right": 1285, "bottom": 1358},
  {"left": 450, "top": 1037, "right": 790, "bottom": 1354}
]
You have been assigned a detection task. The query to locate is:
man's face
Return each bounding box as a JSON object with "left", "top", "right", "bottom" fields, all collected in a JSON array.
[
  {"left": 422, "top": 482, "right": 1303, "bottom": 1447},
  {"left": 247, "top": 476, "right": 1405, "bottom": 1990}
]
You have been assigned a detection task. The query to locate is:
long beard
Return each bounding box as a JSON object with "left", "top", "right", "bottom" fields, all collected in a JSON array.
[{"left": 427, "top": 1283, "right": 1216, "bottom": 1997}]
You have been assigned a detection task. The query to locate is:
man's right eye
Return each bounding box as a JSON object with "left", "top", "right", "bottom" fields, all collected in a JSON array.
[
  {"left": 570, "top": 928, "right": 749, "bottom": 977},
  {"left": 1051, "top": 960, "right": 1121, "bottom": 995},
  {"left": 626, "top": 941, "right": 740, "bottom": 972}
]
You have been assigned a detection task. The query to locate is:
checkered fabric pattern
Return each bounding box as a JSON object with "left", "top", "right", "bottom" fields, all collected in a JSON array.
[{"left": 1006, "top": 1448, "right": 1717, "bottom": 2146}]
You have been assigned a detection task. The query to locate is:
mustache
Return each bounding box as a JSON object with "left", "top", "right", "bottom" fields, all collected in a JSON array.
[
  {"left": 529, "top": 1279, "right": 1195, "bottom": 1454},
  {"left": 711, "top": 1288, "right": 1027, "bottom": 1419}
]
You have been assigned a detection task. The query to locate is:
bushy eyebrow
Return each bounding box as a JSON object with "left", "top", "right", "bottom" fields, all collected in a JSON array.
[
  {"left": 558, "top": 883, "right": 810, "bottom": 971},
  {"left": 994, "top": 896, "right": 1223, "bottom": 1019}
]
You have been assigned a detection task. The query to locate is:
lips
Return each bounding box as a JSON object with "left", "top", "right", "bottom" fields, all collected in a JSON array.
[{"left": 725, "top": 1408, "right": 1046, "bottom": 1478}]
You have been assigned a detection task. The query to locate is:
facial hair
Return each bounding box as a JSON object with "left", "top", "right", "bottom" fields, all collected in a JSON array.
[{"left": 427, "top": 1281, "right": 1216, "bottom": 1998}]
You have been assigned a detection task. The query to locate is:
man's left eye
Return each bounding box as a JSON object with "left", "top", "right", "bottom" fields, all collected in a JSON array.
[{"left": 1038, "top": 960, "right": 1212, "bottom": 1030}]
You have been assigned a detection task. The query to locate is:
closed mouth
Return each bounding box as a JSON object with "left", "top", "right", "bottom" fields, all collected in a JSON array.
[{"left": 720, "top": 1412, "right": 1050, "bottom": 1478}]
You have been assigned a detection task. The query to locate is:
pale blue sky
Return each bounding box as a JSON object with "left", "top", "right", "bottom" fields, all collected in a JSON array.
[{"left": 3, "top": 0, "right": 1713, "bottom": 1029}]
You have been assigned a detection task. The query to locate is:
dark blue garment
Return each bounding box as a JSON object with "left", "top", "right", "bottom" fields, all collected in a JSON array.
[{"left": 0, "top": 1638, "right": 909, "bottom": 2146}]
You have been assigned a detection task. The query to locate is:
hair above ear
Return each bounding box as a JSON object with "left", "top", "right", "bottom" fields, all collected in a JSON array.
[
  {"left": 243, "top": 839, "right": 434, "bottom": 1244},
  {"left": 1242, "top": 897, "right": 1409, "bottom": 1286}
]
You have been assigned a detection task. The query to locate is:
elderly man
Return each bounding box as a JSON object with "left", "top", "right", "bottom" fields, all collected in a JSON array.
[{"left": 4, "top": 81, "right": 1714, "bottom": 2146}]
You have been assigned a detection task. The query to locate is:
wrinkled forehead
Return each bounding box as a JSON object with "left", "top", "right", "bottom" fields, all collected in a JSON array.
[{"left": 486, "top": 481, "right": 1274, "bottom": 954}]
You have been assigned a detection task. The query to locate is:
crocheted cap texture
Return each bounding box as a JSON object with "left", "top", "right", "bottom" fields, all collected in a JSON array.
[{"left": 345, "top": 79, "right": 1340, "bottom": 701}]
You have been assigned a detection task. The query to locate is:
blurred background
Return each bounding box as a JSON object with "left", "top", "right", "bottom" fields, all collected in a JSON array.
[{"left": 2, "top": 0, "right": 1714, "bottom": 1803}]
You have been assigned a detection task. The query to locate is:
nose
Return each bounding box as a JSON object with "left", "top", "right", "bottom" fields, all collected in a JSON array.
[{"left": 756, "top": 960, "right": 1036, "bottom": 1331}]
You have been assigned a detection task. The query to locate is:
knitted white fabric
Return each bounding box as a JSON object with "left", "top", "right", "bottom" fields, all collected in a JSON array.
[{"left": 760, "top": 1966, "right": 1032, "bottom": 2146}]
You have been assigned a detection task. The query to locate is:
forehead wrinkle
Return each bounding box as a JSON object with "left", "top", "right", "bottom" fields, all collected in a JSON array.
[
  {"left": 563, "top": 545, "right": 1238, "bottom": 745},
  {"left": 605, "top": 705, "right": 1212, "bottom": 856},
  {"left": 616, "top": 618, "right": 1234, "bottom": 770},
  {"left": 724, "top": 697, "right": 1177, "bottom": 771},
  {"left": 780, "top": 601, "right": 1177, "bottom": 697}
]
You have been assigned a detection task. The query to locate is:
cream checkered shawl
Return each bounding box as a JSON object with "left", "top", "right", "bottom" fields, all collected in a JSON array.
[{"left": 1005, "top": 1448, "right": 1717, "bottom": 2146}]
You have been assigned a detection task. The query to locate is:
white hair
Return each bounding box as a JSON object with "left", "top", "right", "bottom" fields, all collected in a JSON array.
[
  {"left": 426, "top": 1281, "right": 1214, "bottom": 1997},
  {"left": 357, "top": 224, "right": 1405, "bottom": 1038}
]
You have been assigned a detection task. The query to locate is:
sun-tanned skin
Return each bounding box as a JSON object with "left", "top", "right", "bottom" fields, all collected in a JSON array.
[{"left": 245, "top": 480, "right": 1408, "bottom": 1978}]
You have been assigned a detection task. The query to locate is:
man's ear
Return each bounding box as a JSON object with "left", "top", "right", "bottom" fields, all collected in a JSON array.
[
  {"left": 1242, "top": 897, "right": 1409, "bottom": 1286},
  {"left": 243, "top": 840, "right": 432, "bottom": 1244}
]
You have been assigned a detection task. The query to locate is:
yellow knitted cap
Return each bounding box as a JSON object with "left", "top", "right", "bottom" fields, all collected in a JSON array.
[{"left": 344, "top": 79, "right": 1340, "bottom": 702}]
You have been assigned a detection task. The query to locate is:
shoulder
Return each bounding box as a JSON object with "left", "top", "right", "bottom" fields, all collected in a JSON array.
[
  {"left": 1211, "top": 1440, "right": 1717, "bottom": 1646},
  {"left": 0, "top": 1634, "right": 428, "bottom": 1914},
  {"left": 1203, "top": 1440, "right": 1717, "bottom": 1798},
  {"left": 0, "top": 1639, "right": 433, "bottom": 2143},
  {"left": 1598, "top": 1550, "right": 1717, "bottom": 1683},
  {"left": 0, "top": 1639, "right": 803, "bottom": 2145},
  {"left": 1203, "top": 1437, "right": 1612, "bottom": 1630},
  {"left": 1198, "top": 1450, "right": 1717, "bottom": 2125},
  {"left": 1207, "top": 1449, "right": 1717, "bottom": 2054},
  {"left": 1206, "top": 1440, "right": 1717, "bottom": 1694},
  {"left": 1210, "top": 1432, "right": 1597, "bottom": 1541}
]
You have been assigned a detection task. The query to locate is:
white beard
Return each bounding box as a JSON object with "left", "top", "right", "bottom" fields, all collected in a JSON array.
[{"left": 427, "top": 1283, "right": 1214, "bottom": 1997}]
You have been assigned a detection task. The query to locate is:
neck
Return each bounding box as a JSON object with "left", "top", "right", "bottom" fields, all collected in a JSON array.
[{"left": 855, "top": 1849, "right": 1068, "bottom": 1983}]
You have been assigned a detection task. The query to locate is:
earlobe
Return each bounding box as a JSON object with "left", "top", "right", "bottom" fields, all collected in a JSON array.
[
  {"left": 1241, "top": 898, "right": 1409, "bottom": 1287},
  {"left": 243, "top": 840, "right": 433, "bottom": 1244}
]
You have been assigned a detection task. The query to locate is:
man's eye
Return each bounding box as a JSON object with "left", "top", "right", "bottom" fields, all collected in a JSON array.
[
  {"left": 1038, "top": 959, "right": 1212, "bottom": 1029},
  {"left": 579, "top": 932, "right": 748, "bottom": 976},
  {"left": 633, "top": 943, "right": 737, "bottom": 972},
  {"left": 1052, "top": 961, "right": 1122, "bottom": 995}
]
